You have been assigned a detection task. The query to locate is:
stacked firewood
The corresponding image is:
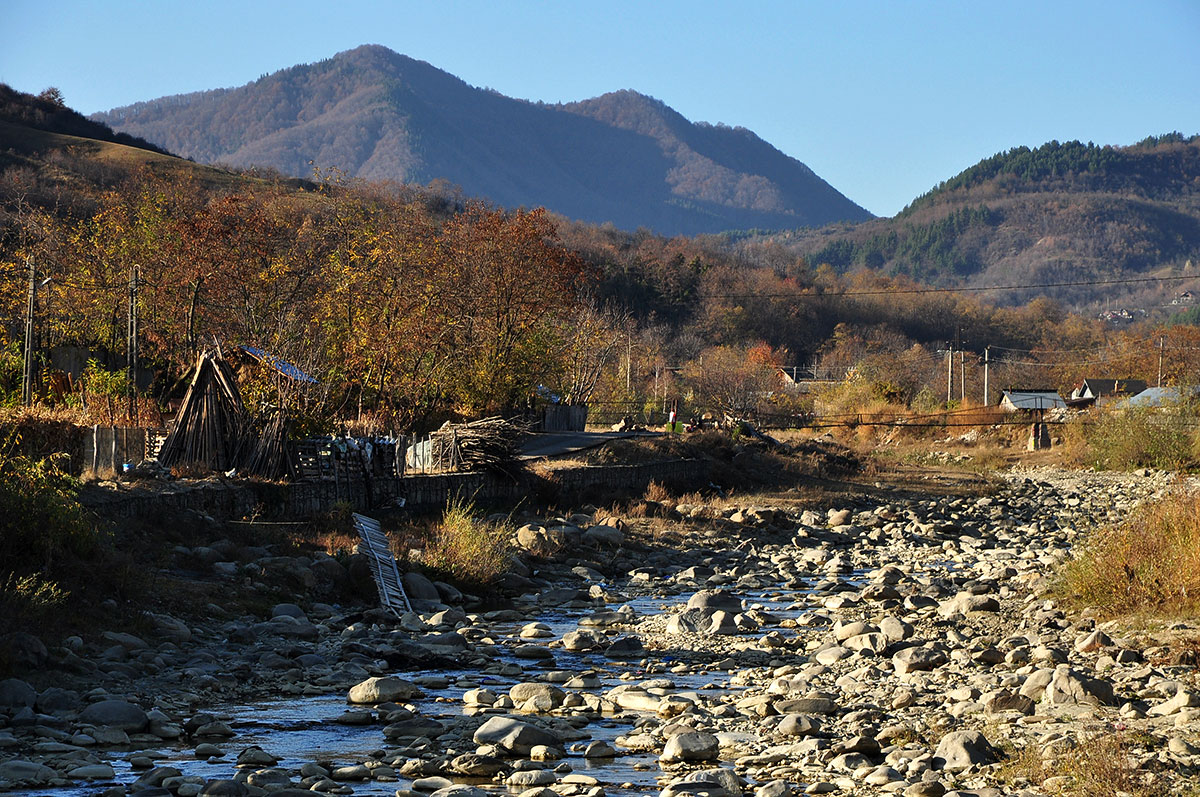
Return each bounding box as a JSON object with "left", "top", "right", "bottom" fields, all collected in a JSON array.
[{"left": 434, "top": 416, "right": 529, "bottom": 471}]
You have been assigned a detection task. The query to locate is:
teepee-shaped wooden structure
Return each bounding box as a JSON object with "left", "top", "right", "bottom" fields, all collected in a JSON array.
[{"left": 158, "top": 350, "right": 247, "bottom": 472}]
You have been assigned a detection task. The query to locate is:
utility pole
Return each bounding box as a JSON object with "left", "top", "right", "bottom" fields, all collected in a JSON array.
[
  {"left": 1158, "top": 336, "right": 1164, "bottom": 388},
  {"left": 127, "top": 264, "right": 140, "bottom": 424},
  {"left": 983, "top": 347, "right": 990, "bottom": 407},
  {"left": 21, "top": 259, "right": 35, "bottom": 406},
  {"left": 959, "top": 349, "right": 966, "bottom": 403},
  {"left": 946, "top": 343, "right": 953, "bottom": 404}
]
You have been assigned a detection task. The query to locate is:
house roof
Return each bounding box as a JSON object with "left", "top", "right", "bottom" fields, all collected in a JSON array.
[
  {"left": 1079, "top": 378, "right": 1147, "bottom": 397},
  {"left": 1120, "top": 385, "right": 1200, "bottom": 408},
  {"left": 1000, "top": 390, "right": 1066, "bottom": 410}
]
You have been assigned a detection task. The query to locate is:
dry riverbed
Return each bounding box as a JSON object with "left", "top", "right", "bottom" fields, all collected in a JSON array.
[{"left": 2, "top": 464, "right": 1200, "bottom": 797}]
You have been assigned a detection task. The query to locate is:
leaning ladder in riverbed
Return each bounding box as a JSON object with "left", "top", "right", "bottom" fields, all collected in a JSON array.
[{"left": 352, "top": 513, "right": 413, "bottom": 616}]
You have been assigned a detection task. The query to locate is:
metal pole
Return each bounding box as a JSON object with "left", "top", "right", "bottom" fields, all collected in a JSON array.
[{"left": 22, "top": 259, "right": 35, "bottom": 406}]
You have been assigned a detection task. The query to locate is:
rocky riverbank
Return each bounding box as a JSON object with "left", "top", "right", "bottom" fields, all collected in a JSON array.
[{"left": 2, "top": 465, "right": 1199, "bottom": 797}]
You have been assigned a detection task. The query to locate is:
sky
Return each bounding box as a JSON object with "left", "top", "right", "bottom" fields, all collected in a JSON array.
[{"left": 2, "top": 0, "right": 1198, "bottom": 218}]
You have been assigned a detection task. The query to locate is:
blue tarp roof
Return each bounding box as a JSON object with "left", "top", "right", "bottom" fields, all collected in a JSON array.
[
  {"left": 239, "top": 345, "right": 318, "bottom": 384},
  {"left": 1120, "top": 385, "right": 1200, "bottom": 408}
]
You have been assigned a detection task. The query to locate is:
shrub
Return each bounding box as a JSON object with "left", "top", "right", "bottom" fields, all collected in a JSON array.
[
  {"left": 0, "top": 441, "right": 99, "bottom": 634},
  {"left": 421, "top": 497, "right": 512, "bottom": 586},
  {"left": 1079, "top": 405, "right": 1198, "bottom": 471},
  {"left": 0, "top": 448, "right": 96, "bottom": 573},
  {"left": 1062, "top": 489, "right": 1200, "bottom": 616}
]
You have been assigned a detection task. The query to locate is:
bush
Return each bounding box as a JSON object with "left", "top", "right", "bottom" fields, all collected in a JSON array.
[
  {"left": 421, "top": 498, "right": 512, "bottom": 586},
  {"left": 1062, "top": 490, "right": 1200, "bottom": 616},
  {"left": 1078, "top": 405, "right": 1198, "bottom": 471},
  {"left": 0, "top": 441, "right": 99, "bottom": 634}
]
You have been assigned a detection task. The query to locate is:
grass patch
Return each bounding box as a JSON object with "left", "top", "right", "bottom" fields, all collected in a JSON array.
[
  {"left": 1061, "top": 489, "right": 1200, "bottom": 617},
  {"left": 998, "top": 733, "right": 1165, "bottom": 797},
  {"left": 420, "top": 497, "right": 513, "bottom": 587}
]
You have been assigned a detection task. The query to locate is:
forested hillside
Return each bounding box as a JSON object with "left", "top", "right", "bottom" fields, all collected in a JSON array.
[
  {"left": 5, "top": 85, "right": 1200, "bottom": 434},
  {"left": 89, "top": 45, "right": 871, "bottom": 237},
  {"left": 768, "top": 136, "right": 1200, "bottom": 305}
]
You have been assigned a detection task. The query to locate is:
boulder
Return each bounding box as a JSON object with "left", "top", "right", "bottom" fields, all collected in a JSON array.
[
  {"left": 79, "top": 699, "right": 149, "bottom": 732},
  {"left": 0, "top": 678, "right": 36, "bottom": 709},
  {"left": 932, "top": 730, "right": 1002, "bottom": 771},
  {"left": 348, "top": 676, "right": 422, "bottom": 704},
  {"left": 472, "top": 716, "right": 563, "bottom": 755},
  {"left": 660, "top": 731, "right": 720, "bottom": 763}
]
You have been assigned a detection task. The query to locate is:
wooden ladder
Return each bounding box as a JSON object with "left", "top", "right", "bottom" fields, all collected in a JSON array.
[{"left": 352, "top": 512, "right": 413, "bottom": 616}]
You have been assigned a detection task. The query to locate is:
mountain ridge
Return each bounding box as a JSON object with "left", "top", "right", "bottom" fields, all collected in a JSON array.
[{"left": 91, "top": 44, "right": 872, "bottom": 235}]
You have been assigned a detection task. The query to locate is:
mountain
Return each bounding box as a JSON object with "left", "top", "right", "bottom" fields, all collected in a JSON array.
[
  {"left": 90, "top": 44, "right": 871, "bottom": 236},
  {"left": 763, "top": 135, "right": 1200, "bottom": 305}
]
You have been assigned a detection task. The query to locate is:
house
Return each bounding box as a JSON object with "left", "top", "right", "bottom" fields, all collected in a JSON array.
[
  {"left": 1171, "top": 290, "right": 1194, "bottom": 305},
  {"left": 1068, "top": 378, "right": 1148, "bottom": 407},
  {"left": 999, "top": 389, "right": 1066, "bottom": 412},
  {"left": 1118, "top": 385, "right": 1200, "bottom": 408}
]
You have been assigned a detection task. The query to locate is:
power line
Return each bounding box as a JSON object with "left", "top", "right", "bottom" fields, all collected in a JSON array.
[{"left": 701, "top": 273, "right": 1195, "bottom": 299}]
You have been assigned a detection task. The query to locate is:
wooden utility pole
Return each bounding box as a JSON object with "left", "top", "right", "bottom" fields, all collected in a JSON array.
[
  {"left": 1158, "top": 336, "right": 1164, "bottom": 387},
  {"left": 946, "top": 344, "right": 953, "bottom": 403},
  {"left": 127, "top": 264, "right": 140, "bottom": 423},
  {"left": 983, "top": 347, "right": 990, "bottom": 407},
  {"left": 21, "top": 259, "right": 35, "bottom": 406},
  {"left": 959, "top": 349, "right": 966, "bottom": 403}
]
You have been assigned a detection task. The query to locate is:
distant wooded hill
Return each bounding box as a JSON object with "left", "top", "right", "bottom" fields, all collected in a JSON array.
[
  {"left": 89, "top": 45, "right": 871, "bottom": 236},
  {"left": 763, "top": 135, "right": 1200, "bottom": 305}
]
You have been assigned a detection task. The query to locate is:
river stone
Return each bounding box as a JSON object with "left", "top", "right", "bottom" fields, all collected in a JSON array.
[
  {"left": 510, "top": 683, "right": 565, "bottom": 708},
  {"left": 451, "top": 753, "right": 507, "bottom": 776},
  {"left": 80, "top": 699, "right": 149, "bottom": 732},
  {"left": 348, "top": 676, "right": 422, "bottom": 704},
  {"left": 1148, "top": 689, "right": 1200, "bottom": 717},
  {"left": 781, "top": 696, "right": 838, "bottom": 715},
  {"left": 68, "top": 763, "right": 116, "bottom": 779},
  {"left": 584, "top": 524, "right": 624, "bottom": 546},
  {"left": 777, "top": 714, "right": 822, "bottom": 736},
  {"left": 0, "top": 632, "right": 48, "bottom": 670},
  {"left": 660, "top": 731, "right": 720, "bottom": 763},
  {"left": 1041, "top": 666, "right": 1115, "bottom": 706},
  {"left": 893, "top": 645, "right": 948, "bottom": 674},
  {"left": 332, "top": 764, "right": 371, "bottom": 780},
  {"left": 0, "top": 678, "right": 36, "bottom": 709},
  {"left": 516, "top": 524, "right": 564, "bottom": 554},
  {"left": 236, "top": 746, "right": 277, "bottom": 766},
  {"left": 562, "top": 629, "right": 607, "bottom": 651},
  {"left": 403, "top": 571, "right": 442, "bottom": 602},
  {"left": 507, "top": 770, "right": 557, "bottom": 787},
  {"left": 473, "top": 716, "right": 564, "bottom": 755},
  {"left": 605, "top": 636, "right": 646, "bottom": 659},
  {"left": 199, "top": 779, "right": 248, "bottom": 796},
  {"left": 0, "top": 759, "right": 57, "bottom": 782},
  {"left": 932, "top": 730, "right": 1002, "bottom": 771},
  {"left": 247, "top": 770, "right": 292, "bottom": 788},
  {"left": 430, "top": 786, "right": 490, "bottom": 797},
  {"left": 686, "top": 590, "right": 743, "bottom": 613},
  {"left": 37, "top": 686, "right": 81, "bottom": 714},
  {"left": 383, "top": 716, "right": 445, "bottom": 738}
]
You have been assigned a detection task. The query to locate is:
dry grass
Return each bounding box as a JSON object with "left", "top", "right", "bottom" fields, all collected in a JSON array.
[
  {"left": 420, "top": 498, "right": 513, "bottom": 586},
  {"left": 1000, "top": 733, "right": 1166, "bottom": 797},
  {"left": 1061, "top": 489, "right": 1200, "bottom": 617}
]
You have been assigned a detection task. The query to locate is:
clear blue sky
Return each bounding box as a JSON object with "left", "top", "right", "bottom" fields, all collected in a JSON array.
[{"left": 2, "top": 0, "right": 1198, "bottom": 217}]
